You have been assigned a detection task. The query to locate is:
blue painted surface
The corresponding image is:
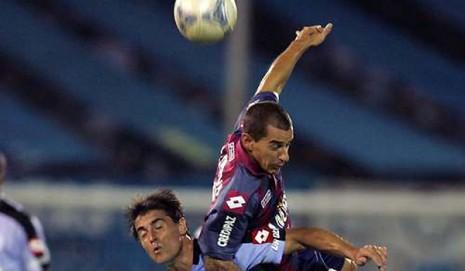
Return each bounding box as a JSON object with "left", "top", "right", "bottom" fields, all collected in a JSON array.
[{"left": 0, "top": 90, "right": 101, "bottom": 165}]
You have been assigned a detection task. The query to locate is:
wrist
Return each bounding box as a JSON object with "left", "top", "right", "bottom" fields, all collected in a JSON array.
[
  {"left": 288, "top": 39, "right": 311, "bottom": 55},
  {"left": 343, "top": 246, "right": 359, "bottom": 261}
]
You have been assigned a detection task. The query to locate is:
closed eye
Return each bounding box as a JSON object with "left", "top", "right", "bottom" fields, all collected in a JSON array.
[
  {"left": 137, "top": 229, "right": 148, "bottom": 239},
  {"left": 152, "top": 219, "right": 164, "bottom": 230}
]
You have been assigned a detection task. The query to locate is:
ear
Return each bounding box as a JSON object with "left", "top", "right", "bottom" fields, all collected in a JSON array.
[
  {"left": 241, "top": 133, "right": 255, "bottom": 153},
  {"left": 178, "top": 217, "right": 188, "bottom": 236}
]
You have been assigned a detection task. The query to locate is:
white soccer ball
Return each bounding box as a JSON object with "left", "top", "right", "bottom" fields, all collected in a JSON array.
[{"left": 174, "top": 0, "right": 237, "bottom": 43}]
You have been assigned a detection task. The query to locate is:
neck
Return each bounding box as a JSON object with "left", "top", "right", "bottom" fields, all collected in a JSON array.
[
  {"left": 166, "top": 236, "right": 194, "bottom": 271},
  {"left": 238, "top": 139, "right": 268, "bottom": 176}
]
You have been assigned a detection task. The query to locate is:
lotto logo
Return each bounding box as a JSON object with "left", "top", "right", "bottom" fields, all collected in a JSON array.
[
  {"left": 223, "top": 191, "right": 248, "bottom": 214},
  {"left": 226, "top": 196, "right": 246, "bottom": 209},
  {"left": 254, "top": 229, "right": 270, "bottom": 244}
]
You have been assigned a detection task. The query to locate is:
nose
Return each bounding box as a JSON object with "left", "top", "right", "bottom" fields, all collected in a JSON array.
[
  {"left": 278, "top": 147, "right": 289, "bottom": 163},
  {"left": 148, "top": 229, "right": 158, "bottom": 243}
]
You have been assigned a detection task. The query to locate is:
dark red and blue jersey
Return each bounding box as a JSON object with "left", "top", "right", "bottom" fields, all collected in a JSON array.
[
  {"left": 192, "top": 238, "right": 286, "bottom": 271},
  {"left": 198, "top": 92, "right": 291, "bottom": 261},
  {"left": 282, "top": 249, "right": 346, "bottom": 271},
  {"left": 249, "top": 249, "right": 346, "bottom": 271}
]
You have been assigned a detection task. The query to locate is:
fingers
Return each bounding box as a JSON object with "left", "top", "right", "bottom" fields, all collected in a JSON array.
[
  {"left": 355, "top": 256, "right": 368, "bottom": 266},
  {"left": 370, "top": 245, "right": 387, "bottom": 268},
  {"left": 356, "top": 245, "right": 388, "bottom": 270},
  {"left": 294, "top": 23, "right": 333, "bottom": 46},
  {"left": 323, "top": 23, "right": 333, "bottom": 35},
  {"left": 377, "top": 245, "right": 388, "bottom": 260},
  {"left": 296, "top": 23, "right": 333, "bottom": 38},
  {"left": 303, "top": 25, "right": 321, "bottom": 34}
]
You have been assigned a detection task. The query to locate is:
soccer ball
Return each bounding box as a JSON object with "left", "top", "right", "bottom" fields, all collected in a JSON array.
[{"left": 174, "top": 0, "right": 237, "bottom": 43}]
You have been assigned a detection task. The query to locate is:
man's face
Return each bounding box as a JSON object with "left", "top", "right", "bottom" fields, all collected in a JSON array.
[
  {"left": 135, "top": 210, "right": 186, "bottom": 264},
  {"left": 244, "top": 124, "right": 293, "bottom": 174}
]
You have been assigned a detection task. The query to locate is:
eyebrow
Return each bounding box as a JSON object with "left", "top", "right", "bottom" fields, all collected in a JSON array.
[
  {"left": 270, "top": 139, "right": 292, "bottom": 145},
  {"left": 270, "top": 140, "right": 284, "bottom": 145}
]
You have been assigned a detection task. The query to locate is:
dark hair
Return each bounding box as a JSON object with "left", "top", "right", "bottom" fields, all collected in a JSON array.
[
  {"left": 242, "top": 102, "right": 293, "bottom": 140},
  {"left": 126, "top": 189, "right": 184, "bottom": 239}
]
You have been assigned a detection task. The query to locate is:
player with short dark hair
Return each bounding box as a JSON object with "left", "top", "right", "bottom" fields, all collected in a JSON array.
[
  {"left": 198, "top": 23, "right": 387, "bottom": 271},
  {"left": 126, "top": 189, "right": 387, "bottom": 271},
  {"left": 127, "top": 189, "right": 185, "bottom": 240},
  {"left": 241, "top": 102, "right": 292, "bottom": 142},
  {"left": 0, "top": 152, "right": 51, "bottom": 271}
]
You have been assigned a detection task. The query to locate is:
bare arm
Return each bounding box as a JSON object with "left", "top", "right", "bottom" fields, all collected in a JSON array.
[
  {"left": 284, "top": 227, "right": 357, "bottom": 259},
  {"left": 285, "top": 228, "right": 388, "bottom": 270},
  {"left": 203, "top": 256, "right": 241, "bottom": 271},
  {"left": 256, "top": 23, "right": 333, "bottom": 95}
]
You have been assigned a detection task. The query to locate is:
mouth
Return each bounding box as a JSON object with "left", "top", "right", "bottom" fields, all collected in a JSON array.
[{"left": 153, "top": 244, "right": 162, "bottom": 255}]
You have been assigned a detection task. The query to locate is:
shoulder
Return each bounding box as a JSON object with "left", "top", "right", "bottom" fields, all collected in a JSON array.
[
  {"left": 0, "top": 199, "right": 39, "bottom": 240},
  {"left": 0, "top": 197, "right": 24, "bottom": 211},
  {"left": 209, "top": 166, "right": 267, "bottom": 217},
  {"left": 231, "top": 166, "right": 263, "bottom": 189},
  {"left": 223, "top": 166, "right": 268, "bottom": 206},
  {"left": 0, "top": 198, "right": 32, "bottom": 226},
  {"left": 250, "top": 91, "right": 280, "bottom": 105},
  {"left": 0, "top": 213, "right": 28, "bottom": 243}
]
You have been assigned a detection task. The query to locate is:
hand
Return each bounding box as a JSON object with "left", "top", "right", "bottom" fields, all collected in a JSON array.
[
  {"left": 353, "top": 245, "right": 388, "bottom": 271},
  {"left": 294, "top": 23, "right": 333, "bottom": 48}
]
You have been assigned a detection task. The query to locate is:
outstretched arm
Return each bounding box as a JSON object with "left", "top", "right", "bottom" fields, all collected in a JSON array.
[
  {"left": 285, "top": 227, "right": 356, "bottom": 259},
  {"left": 256, "top": 23, "right": 333, "bottom": 95},
  {"left": 285, "top": 227, "right": 388, "bottom": 270}
]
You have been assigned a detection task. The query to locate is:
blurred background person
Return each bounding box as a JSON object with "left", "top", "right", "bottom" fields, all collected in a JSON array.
[{"left": 0, "top": 153, "right": 51, "bottom": 271}]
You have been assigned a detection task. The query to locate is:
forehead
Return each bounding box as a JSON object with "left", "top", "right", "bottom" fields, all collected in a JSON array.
[
  {"left": 263, "top": 125, "right": 293, "bottom": 142},
  {"left": 135, "top": 209, "right": 170, "bottom": 227}
]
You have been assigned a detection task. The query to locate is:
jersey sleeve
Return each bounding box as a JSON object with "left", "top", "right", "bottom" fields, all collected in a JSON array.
[
  {"left": 316, "top": 251, "right": 345, "bottom": 271},
  {"left": 233, "top": 240, "right": 285, "bottom": 270},
  {"left": 233, "top": 91, "right": 280, "bottom": 130},
  {"left": 198, "top": 171, "right": 262, "bottom": 260},
  {"left": 285, "top": 249, "right": 346, "bottom": 271}
]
